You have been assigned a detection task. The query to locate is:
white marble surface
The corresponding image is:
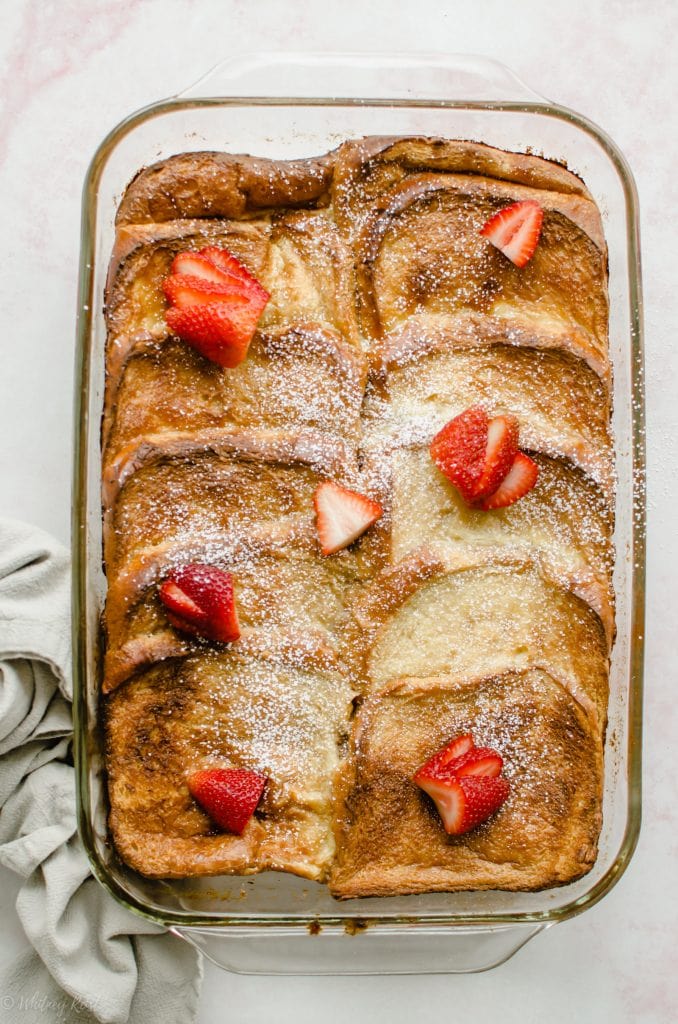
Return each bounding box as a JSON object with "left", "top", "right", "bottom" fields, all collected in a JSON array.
[{"left": 0, "top": 1, "right": 675, "bottom": 1021}]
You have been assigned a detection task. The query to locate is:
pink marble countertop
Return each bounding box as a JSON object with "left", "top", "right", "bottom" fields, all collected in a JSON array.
[{"left": 0, "top": 1, "right": 675, "bottom": 1021}]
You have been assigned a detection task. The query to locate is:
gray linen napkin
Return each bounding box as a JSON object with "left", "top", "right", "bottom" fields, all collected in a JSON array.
[{"left": 0, "top": 518, "right": 202, "bottom": 1024}]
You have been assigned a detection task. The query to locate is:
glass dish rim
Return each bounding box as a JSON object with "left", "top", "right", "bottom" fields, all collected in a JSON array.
[{"left": 72, "top": 88, "right": 645, "bottom": 932}]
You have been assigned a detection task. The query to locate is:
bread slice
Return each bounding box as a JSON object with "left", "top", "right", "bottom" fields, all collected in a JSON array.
[
  {"left": 106, "top": 639, "right": 354, "bottom": 880},
  {"left": 347, "top": 549, "right": 610, "bottom": 730},
  {"left": 104, "top": 326, "right": 366, "bottom": 461},
  {"left": 364, "top": 336, "right": 613, "bottom": 493},
  {"left": 104, "top": 209, "right": 361, "bottom": 452},
  {"left": 383, "top": 446, "right": 612, "bottom": 591},
  {"left": 331, "top": 668, "right": 603, "bottom": 898},
  {"left": 333, "top": 136, "right": 608, "bottom": 373},
  {"left": 103, "top": 540, "right": 366, "bottom": 694},
  {"left": 101, "top": 426, "right": 372, "bottom": 692},
  {"left": 102, "top": 427, "right": 356, "bottom": 568},
  {"left": 115, "top": 150, "right": 334, "bottom": 225}
]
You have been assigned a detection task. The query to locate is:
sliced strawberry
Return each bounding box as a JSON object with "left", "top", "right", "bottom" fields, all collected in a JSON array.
[
  {"left": 479, "top": 199, "right": 544, "bottom": 268},
  {"left": 473, "top": 414, "right": 519, "bottom": 500},
  {"left": 416, "top": 774, "right": 510, "bottom": 835},
  {"left": 430, "top": 408, "right": 536, "bottom": 509},
  {"left": 170, "top": 251, "right": 238, "bottom": 287},
  {"left": 188, "top": 767, "right": 266, "bottom": 834},
  {"left": 166, "top": 301, "right": 257, "bottom": 367},
  {"left": 413, "top": 735, "right": 508, "bottom": 834},
  {"left": 159, "top": 563, "right": 240, "bottom": 643},
  {"left": 200, "top": 246, "right": 256, "bottom": 281},
  {"left": 223, "top": 270, "right": 269, "bottom": 310},
  {"left": 162, "top": 246, "right": 270, "bottom": 368},
  {"left": 170, "top": 246, "right": 270, "bottom": 300},
  {"left": 313, "top": 481, "right": 383, "bottom": 556},
  {"left": 164, "top": 269, "right": 269, "bottom": 308},
  {"left": 475, "top": 451, "right": 539, "bottom": 510},
  {"left": 159, "top": 580, "right": 204, "bottom": 623},
  {"left": 212, "top": 301, "right": 269, "bottom": 360},
  {"left": 202, "top": 247, "right": 270, "bottom": 305},
  {"left": 162, "top": 273, "right": 252, "bottom": 309},
  {"left": 413, "top": 734, "right": 475, "bottom": 782},
  {"left": 429, "top": 407, "right": 489, "bottom": 503},
  {"left": 440, "top": 746, "right": 503, "bottom": 780}
]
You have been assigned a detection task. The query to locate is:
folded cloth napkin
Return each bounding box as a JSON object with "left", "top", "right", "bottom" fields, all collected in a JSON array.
[{"left": 0, "top": 518, "right": 202, "bottom": 1024}]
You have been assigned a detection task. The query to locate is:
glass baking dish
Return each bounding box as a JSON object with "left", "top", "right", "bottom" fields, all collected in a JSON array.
[{"left": 72, "top": 52, "right": 645, "bottom": 974}]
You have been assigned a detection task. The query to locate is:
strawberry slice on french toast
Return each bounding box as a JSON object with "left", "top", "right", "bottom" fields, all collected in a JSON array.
[
  {"left": 429, "top": 407, "right": 490, "bottom": 504},
  {"left": 165, "top": 301, "right": 261, "bottom": 368},
  {"left": 159, "top": 563, "right": 240, "bottom": 643},
  {"left": 417, "top": 775, "right": 511, "bottom": 836},
  {"left": 187, "top": 768, "right": 267, "bottom": 834},
  {"left": 413, "top": 734, "right": 510, "bottom": 835},
  {"left": 479, "top": 199, "right": 544, "bottom": 267},
  {"left": 429, "top": 406, "right": 538, "bottom": 510},
  {"left": 313, "top": 481, "right": 383, "bottom": 556},
  {"left": 475, "top": 451, "right": 540, "bottom": 511},
  {"left": 162, "top": 246, "right": 269, "bottom": 368}
]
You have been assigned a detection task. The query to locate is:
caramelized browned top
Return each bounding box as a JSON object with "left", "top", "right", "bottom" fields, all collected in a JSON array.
[
  {"left": 331, "top": 668, "right": 603, "bottom": 897},
  {"left": 103, "top": 137, "right": 612, "bottom": 890}
]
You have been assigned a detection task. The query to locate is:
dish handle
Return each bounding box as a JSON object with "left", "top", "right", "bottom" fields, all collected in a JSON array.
[
  {"left": 170, "top": 921, "right": 549, "bottom": 975},
  {"left": 177, "top": 51, "right": 548, "bottom": 104}
]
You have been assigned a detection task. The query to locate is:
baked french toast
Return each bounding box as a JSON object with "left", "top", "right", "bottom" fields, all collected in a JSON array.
[
  {"left": 106, "top": 640, "right": 353, "bottom": 879},
  {"left": 102, "top": 137, "right": 613, "bottom": 894},
  {"left": 331, "top": 668, "right": 603, "bottom": 897}
]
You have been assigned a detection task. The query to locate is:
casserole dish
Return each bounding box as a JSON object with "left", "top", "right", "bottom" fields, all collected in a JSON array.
[{"left": 73, "top": 52, "right": 645, "bottom": 974}]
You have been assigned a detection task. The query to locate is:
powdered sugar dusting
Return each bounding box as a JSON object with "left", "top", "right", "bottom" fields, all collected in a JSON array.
[{"left": 103, "top": 136, "right": 613, "bottom": 888}]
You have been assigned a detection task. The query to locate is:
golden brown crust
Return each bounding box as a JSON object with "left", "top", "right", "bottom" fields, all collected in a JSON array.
[
  {"left": 102, "top": 136, "right": 613, "bottom": 892},
  {"left": 102, "top": 326, "right": 367, "bottom": 459},
  {"left": 381, "top": 310, "right": 610, "bottom": 385},
  {"left": 333, "top": 136, "right": 596, "bottom": 208},
  {"left": 115, "top": 150, "right": 335, "bottom": 225},
  {"left": 102, "top": 425, "right": 357, "bottom": 511},
  {"left": 330, "top": 668, "right": 603, "bottom": 898},
  {"left": 362, "top": 338, "right": 614, "bottom": 499},
  {"left": 106, "top": 647, "right": 354, "bottom": 879}
]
